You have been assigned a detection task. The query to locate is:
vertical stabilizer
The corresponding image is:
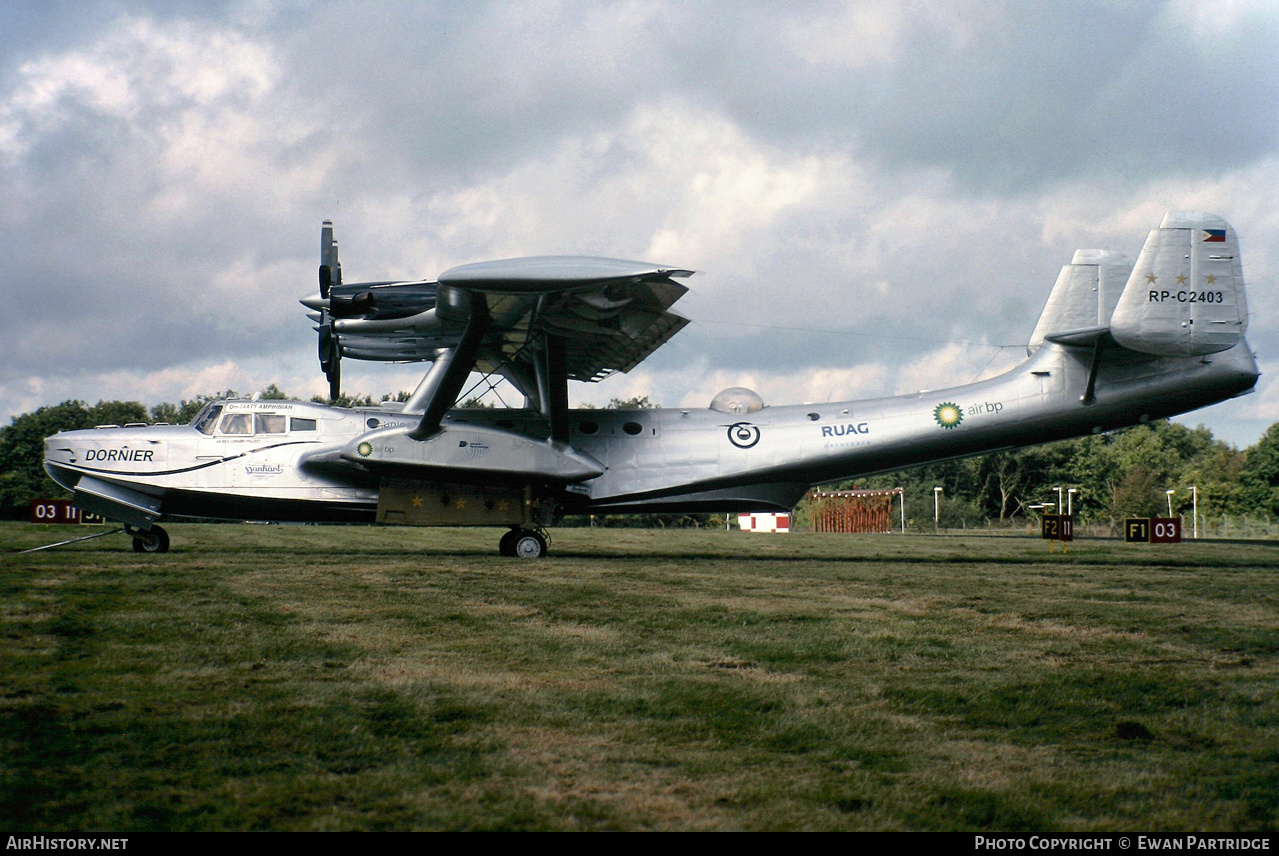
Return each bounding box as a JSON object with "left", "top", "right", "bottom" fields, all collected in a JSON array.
[
  {"left": 1109, "top": 212, "right": 1248, "bottom": 356},
  {"left": 1028, "top": 249, "right": 1132, "bottom": 355}
]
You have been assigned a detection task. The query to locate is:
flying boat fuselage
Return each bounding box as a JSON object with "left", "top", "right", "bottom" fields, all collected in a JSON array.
[{"left": 44, "top": 338, "right": 1259, "bottom": 523}]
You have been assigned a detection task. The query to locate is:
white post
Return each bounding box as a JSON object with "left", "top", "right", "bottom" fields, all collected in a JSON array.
[
  {"left": 933, "top": 486, "right": 943, "bottom": 531},
  {"left": 1166, "top": 489, "right": 1175, "bottom": 518},
  {"left": 1189, "top": 485, "right": 1198, "bottom": 539}
]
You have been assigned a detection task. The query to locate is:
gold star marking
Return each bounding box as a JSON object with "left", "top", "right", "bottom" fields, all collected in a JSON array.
[
  {"left": 1145, "top": 273, "right": 1157, "bottom": 284},
  {"left": 1206, "top": 274, "right": 1217, "bottom": 284},
  {"left": 411, "top": 496, "right": 423, "bottom": 507},
  {"left": 455, "top": 498, "right": 468, "bottom": 509},
  {"left": 1176, "top": 274, "right": 1187, "bottom": 284},
  {"left": 496, "top": 501, "right": 509, "bottom": 512}
]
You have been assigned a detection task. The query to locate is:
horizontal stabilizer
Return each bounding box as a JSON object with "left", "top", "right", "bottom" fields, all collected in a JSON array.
[
  {"left": 1110, "top": 212, "right": 1248, "bottom": 357},
  {"left": 1043, "top": 326, "right": 1110, "bottom": 348},
  {"left": 1028, "top": 250, "right": 1131, "bottom": 355}
]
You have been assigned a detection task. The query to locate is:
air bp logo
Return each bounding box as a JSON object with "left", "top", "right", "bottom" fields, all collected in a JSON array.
[
  {"left": 727, "top": 422, "right": 761, "bottom": 449},
  {"left": 933, "top": 402, "right": 963, "bottom": 430},
  {"left": 356, "top": 441, "right": 373, "bottom": 457}
]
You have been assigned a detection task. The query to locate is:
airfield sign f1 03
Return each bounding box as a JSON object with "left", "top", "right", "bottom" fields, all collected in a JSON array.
[{"left": 1125, "top": 518, "right": 1183, "bottom": 543}]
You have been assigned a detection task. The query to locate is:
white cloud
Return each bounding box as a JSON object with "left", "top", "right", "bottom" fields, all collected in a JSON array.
[
  {"left": 1, "top": 18, "right": 278, "bottom": 159},
  {"left": 891, "top": 342, "right": 1018, "bottom": 397},
  {"left": 781, "top": 0, "right": 911, "bottom": 68}
]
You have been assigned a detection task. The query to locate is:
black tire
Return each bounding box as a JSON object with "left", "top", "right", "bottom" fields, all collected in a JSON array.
[
  {"left": 498, "top": 529, "right": 519, "bottom": 557},
  {"left": 131, "top": 525, "right": 169, "bottom": 554},
  {"left": 511, "top": 530, "right": 547, "bottom": 558}
]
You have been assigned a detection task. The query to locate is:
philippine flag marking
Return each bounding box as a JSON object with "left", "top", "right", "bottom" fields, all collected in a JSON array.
[{"left": 1202, "top": 229, "right": 1226, "bottom": 243}]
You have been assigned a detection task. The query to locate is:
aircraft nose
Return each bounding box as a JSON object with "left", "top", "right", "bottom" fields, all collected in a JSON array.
[{"left": 42, "top": 434, "right": 78, "bottom": 491}]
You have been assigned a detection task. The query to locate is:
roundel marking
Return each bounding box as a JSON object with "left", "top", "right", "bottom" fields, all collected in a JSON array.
[
  {"left": 933, "top": 402, "right": 963, "bottom": 429},
  {"left": 357, "top": 441, "right": 374, "bottom": 457},
  {"left": 727, "top": 422, "right": 761, "bottom": 449}
]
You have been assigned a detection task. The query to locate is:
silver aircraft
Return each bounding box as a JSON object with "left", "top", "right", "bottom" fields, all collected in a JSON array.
[{"left": 43, "top": 211, "right": 1258, "bottom": 556}]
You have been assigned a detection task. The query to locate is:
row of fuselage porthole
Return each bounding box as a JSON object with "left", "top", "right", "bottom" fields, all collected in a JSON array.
[{"left": 364, "top": 415, "right": 646, "bottom": 438}]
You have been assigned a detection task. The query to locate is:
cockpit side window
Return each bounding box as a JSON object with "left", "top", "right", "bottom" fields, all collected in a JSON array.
[
  {"left": 255, "top": 413, "right": 286, "bottom": 434},
  {"left": 193, "top": 404, "right": 224, "bottom": 435},
  {"left": 219, "top": 413, "right": 253, "bottom": 435}
]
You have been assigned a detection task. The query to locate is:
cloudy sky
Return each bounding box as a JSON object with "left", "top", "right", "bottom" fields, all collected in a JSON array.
[{"left": 3, "top": 0, "right": 1278, "bottom": 447}]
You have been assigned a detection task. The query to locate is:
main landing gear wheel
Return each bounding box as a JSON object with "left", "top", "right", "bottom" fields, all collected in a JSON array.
[
  {"left": 130, "top": 525, "right": 169, "bottom": 554},
  {"left": 499, "top": 528, "right": 547, "bottom": 558}
]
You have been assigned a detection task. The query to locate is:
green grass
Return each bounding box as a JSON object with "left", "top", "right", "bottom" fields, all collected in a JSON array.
[{"left": 2, "top": 523, "right": 1276, "bottom": 830}]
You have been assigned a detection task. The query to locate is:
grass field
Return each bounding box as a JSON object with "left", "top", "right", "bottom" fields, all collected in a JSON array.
[{"left": 2, "top": 522, "right": 1276, "bottom": 831}]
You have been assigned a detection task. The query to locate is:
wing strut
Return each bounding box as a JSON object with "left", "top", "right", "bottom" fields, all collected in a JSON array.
[
  {"left": 407, "top": 291, "right": 490, "bottom": 440},
  {"left": 536, "top": 334, "right": 571, "bottom": 443},
  {"left": 1080, "top": 338, "right": 1105, "bottom": 406}
]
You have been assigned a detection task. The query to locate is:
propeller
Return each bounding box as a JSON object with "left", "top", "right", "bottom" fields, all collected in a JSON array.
[{"left": 317, "top": 220, "right": 342, "bottom": 399}]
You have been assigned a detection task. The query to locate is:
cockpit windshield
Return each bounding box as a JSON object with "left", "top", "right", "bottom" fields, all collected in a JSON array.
[
  {"left": 192, "top": 403, "right": 224, "bottom": 435},
  {"left": 192, "top": 404, "right": 313, "bottom": 436}
]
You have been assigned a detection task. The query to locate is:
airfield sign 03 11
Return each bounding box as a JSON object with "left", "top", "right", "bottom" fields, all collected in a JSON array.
[{"left": 29, "top": 499, "right": 104, "bottom": 525}]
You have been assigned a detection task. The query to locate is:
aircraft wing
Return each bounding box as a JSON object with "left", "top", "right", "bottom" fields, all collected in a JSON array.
[
  {"left": 310, "top": 257, "right": 691, "bottom": 379},
  {"left": 303, "top": 223, "right": 692, "bottom": 439},
  {"left": 442, "top": 256, "right": 693, "bottom": 382}
]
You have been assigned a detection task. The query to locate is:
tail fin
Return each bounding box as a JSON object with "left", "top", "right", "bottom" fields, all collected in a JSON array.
[
  {"left": 1109, "top": 212, "right": 1248, "bottom": 356},
  {"left": 1028, "top": 249, "right": 1132, "bottom": 355}
]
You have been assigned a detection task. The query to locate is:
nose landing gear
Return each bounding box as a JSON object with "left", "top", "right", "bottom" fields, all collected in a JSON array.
[{"left": 128, "top": 525, "right": 170, "bottom": 554}]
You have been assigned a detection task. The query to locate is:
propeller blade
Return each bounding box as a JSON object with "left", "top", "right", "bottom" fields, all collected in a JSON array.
[{"left": 319, "top": 220, "right": 341, "bottom": 298}]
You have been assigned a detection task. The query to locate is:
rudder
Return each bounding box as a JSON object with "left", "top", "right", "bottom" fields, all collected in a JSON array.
[{"left": 1109, "top": 211, "right": 1248, "bottom": 357}]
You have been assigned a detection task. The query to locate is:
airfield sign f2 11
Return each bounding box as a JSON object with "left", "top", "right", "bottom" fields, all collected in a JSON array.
[{"left": 1041, "top": 514, "right": 1074, "bottom": 542}]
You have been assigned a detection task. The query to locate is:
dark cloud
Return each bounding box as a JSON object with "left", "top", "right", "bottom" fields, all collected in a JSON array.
[{"left": 644, "top": 2, "right": 1279, "bottom": 192}]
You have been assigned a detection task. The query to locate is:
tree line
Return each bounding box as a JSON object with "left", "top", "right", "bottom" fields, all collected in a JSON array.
[
  {"left": 5, "top": 387, "right": 1279, "bottom": 530},
  {"left": 847, "top": 419, "right": 1279, "bottom": 533}
]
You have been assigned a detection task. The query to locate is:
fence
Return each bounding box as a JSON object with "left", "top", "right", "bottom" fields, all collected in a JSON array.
[{"left": 806, "top": 488, "right": 904, "bottom": 534}]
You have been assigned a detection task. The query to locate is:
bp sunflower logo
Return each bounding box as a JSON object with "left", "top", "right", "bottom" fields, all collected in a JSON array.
[
  {"left": 933, "top": 402, "right": 963, "bottom": 429},
  {"left": 356, "top": 441, "right": 373, "bottom": 457}
]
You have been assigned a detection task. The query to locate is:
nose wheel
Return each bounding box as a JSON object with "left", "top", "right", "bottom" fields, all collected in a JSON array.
[
  {"left": 128, "top": 525, "right": 170, "bottom": 554},
  {"left": 499, "top": 528, "right": 547, "bottom": 558}
]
